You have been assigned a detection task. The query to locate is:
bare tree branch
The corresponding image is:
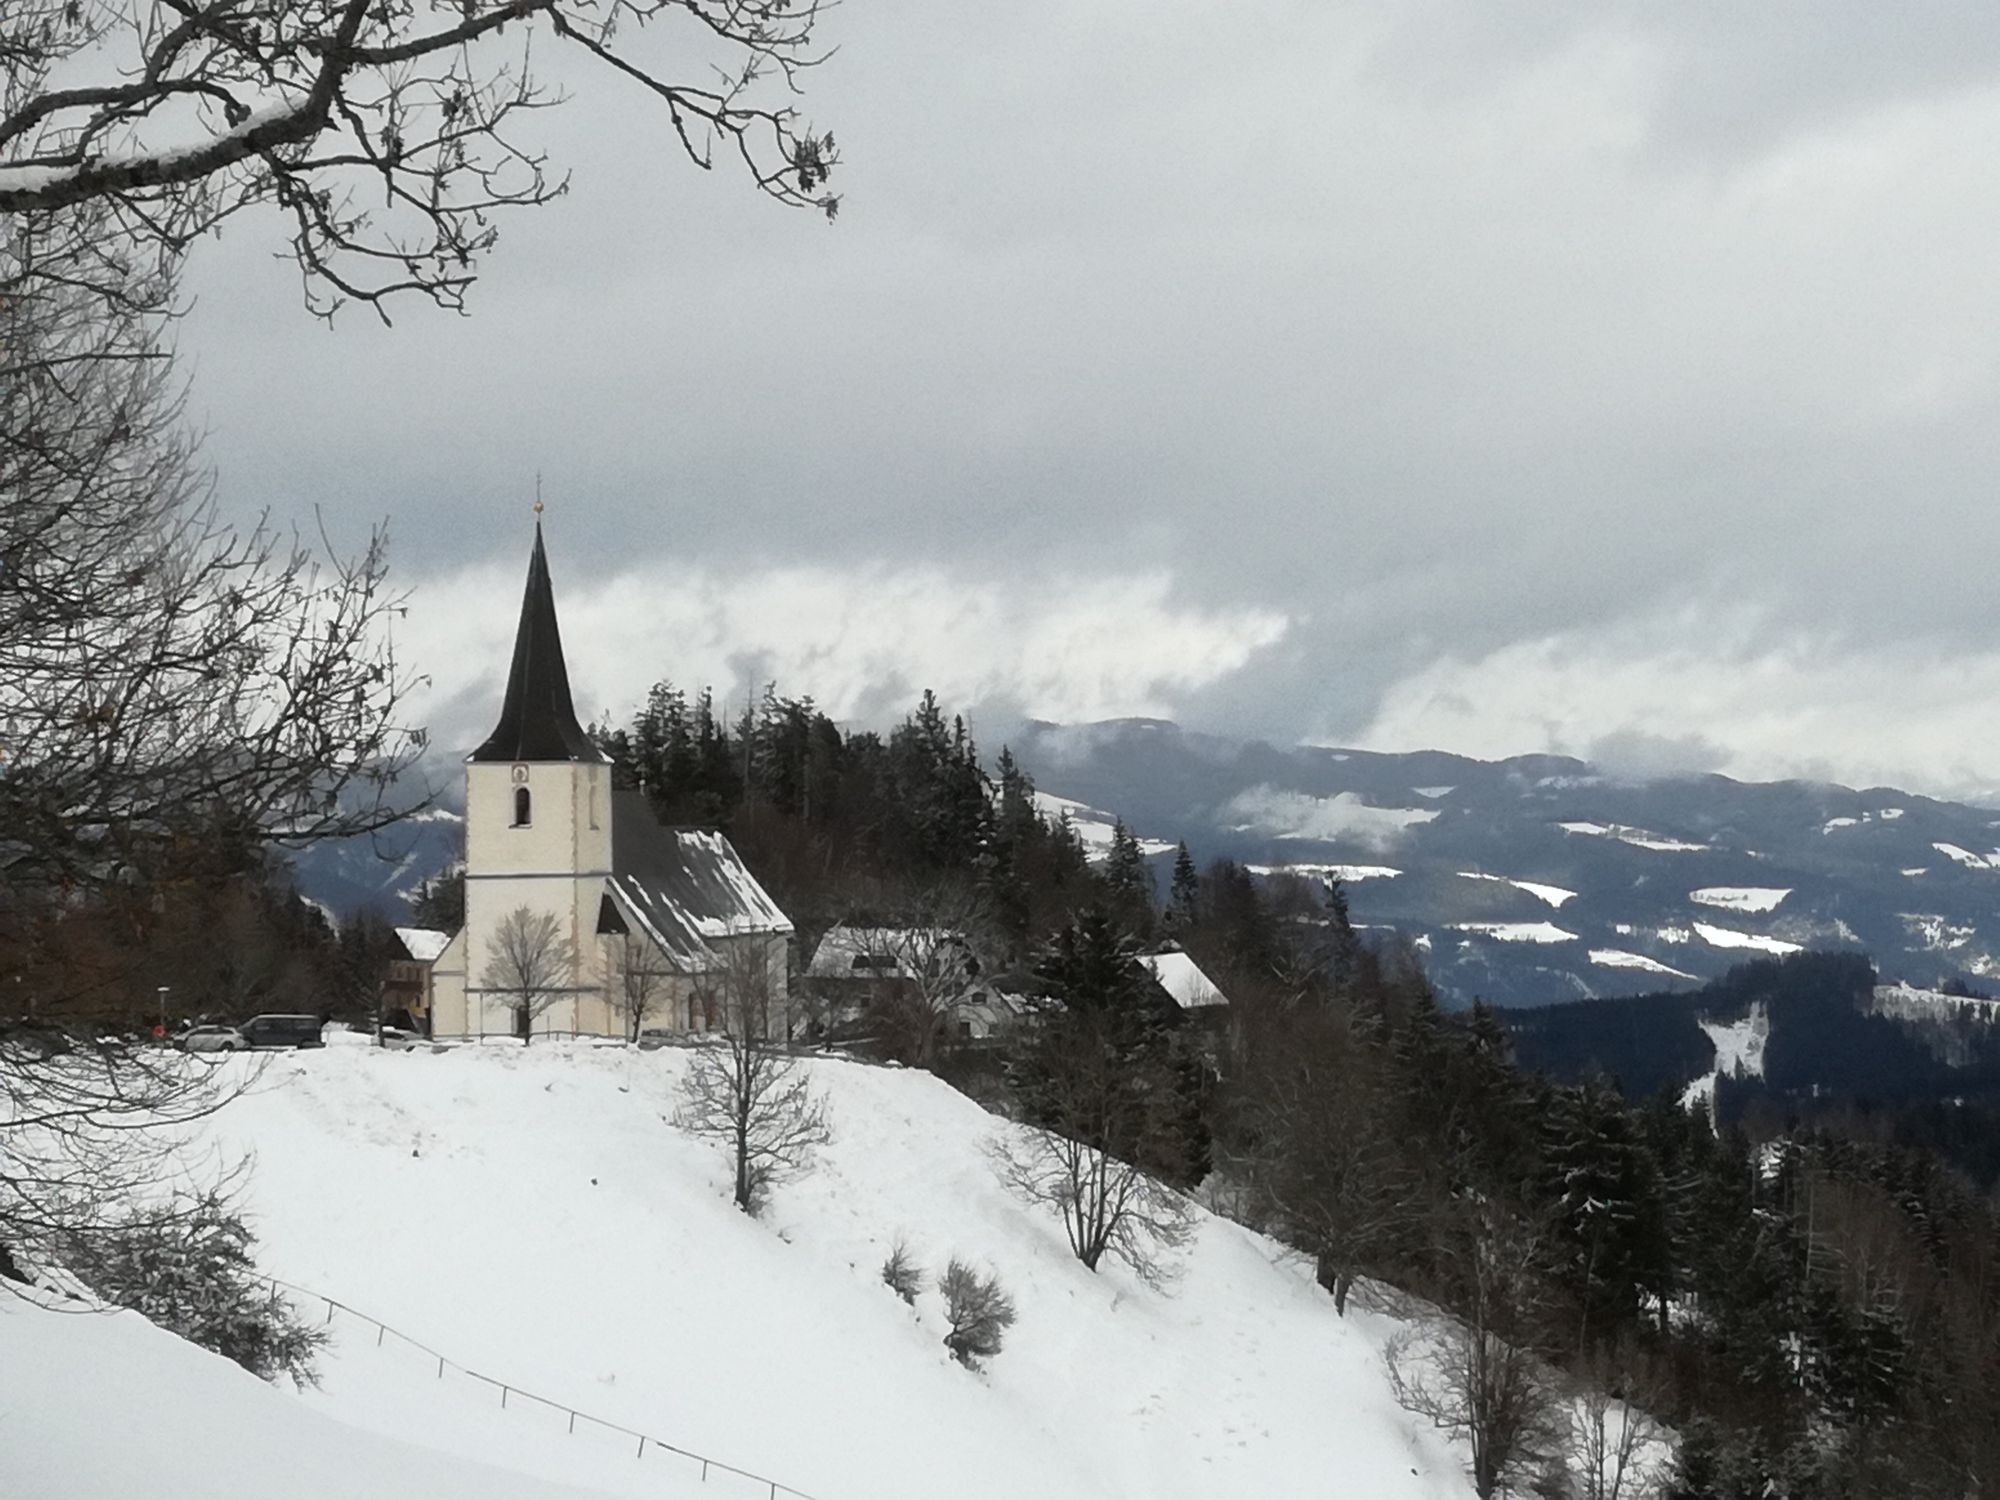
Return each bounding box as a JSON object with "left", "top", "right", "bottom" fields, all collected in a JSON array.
[
  {"left": 478, "top": 905, "right": 575, "bottom": 1043},
  {"left": 0, "top": 0, "right": 840, "bottom": 319}
]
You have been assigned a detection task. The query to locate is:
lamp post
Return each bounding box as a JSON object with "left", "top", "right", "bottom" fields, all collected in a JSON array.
[{"left": 157, "top": 984, "right": 170, "bottom": 1037}]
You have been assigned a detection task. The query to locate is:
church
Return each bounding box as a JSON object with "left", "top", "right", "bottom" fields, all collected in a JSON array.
[{"left": 428, "top": 521, "right": 793, "bottom": 1040}]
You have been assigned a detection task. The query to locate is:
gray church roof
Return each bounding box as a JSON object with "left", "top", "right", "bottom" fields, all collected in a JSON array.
[
  {"left": 469, "top": 522, "right": 607, "bottom": 765},
  {"left": 604, "top": 790, "right": 793, "bottom": 973}
]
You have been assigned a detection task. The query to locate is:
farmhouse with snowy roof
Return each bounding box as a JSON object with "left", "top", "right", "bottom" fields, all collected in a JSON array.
[{"left": 428, "top": 521, "right": 793, "bottom": 1041}]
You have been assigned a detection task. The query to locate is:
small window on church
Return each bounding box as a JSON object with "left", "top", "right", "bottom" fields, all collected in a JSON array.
[{"left": 513, "top": 787, "right": 532, "bottom": 827}]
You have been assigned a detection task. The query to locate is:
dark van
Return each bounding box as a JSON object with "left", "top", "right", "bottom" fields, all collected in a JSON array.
[{"left": 238, "top": 1014, "right": 326, "bottom": 1050}]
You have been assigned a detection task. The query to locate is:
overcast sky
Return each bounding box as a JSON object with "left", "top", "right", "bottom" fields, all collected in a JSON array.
[{"left": 178, "top": 1, "right": 2000, "bottom": 800}]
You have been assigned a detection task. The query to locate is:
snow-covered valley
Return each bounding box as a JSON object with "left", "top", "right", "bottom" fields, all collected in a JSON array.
[{"left": 5, "top": 1039, "right": 1475, "bottom": 1500}]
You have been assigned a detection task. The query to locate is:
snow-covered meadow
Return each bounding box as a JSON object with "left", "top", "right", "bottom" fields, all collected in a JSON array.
[{"left": 7, "top": 1039, "right": 1481, "bottom": 1500}]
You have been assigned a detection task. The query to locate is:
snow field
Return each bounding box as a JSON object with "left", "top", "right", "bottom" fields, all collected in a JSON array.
[
  {"left": 1029, "top": 793, "right": 1176, "bottom": 858},
  {"left": 1588, "top": 950, "right": 1695, "bottom": 981},
  {"left": 1456, "top": 873, "right": 1577, "bottom": 909},
  {"left": 1555, "top": 822, "right": 1706, "bottom": 853},
  {"left": 1932, "top": 842, "right": 2000, "bottom": 871},
  {"left": 156, "top": 1043, "right": 1472, "bottom": 1500},
  {"left": 0, "top": 1293, "right": 662, "bottom": 1500},
  {"left": 1247, "top": 861, "right": 1402, "bottom": 882},
  {"left": 1870, "top": 982, "right": 2000, "bottom": 1024},
  {"left": 1690, "top": 923, "right": 1801, "bottom": 956},
  {"left": 1688, "top": 888, "right": 1789, "bottom": 915},
  {"left": 1452, "top": 922, "right": 1578, "bottom": 944}
]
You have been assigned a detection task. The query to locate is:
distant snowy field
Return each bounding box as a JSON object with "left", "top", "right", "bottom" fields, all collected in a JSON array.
[{"left": 7, "top": 1041, "right": 1481, "bottom": 1500}]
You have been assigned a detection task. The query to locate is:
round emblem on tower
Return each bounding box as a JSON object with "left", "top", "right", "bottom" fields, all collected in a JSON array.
[{"left": 511, "top": 764, "right": 529, "bottom": 784}]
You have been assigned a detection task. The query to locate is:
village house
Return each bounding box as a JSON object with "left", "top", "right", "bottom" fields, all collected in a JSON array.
[
  {"left": 382, "top": 926, "right": 450, "bottom": 1030},
  {"left": 428, "top": 520, "right": 793, "bottom": 1041},
  {"left": 1137, "top": 950, "right": 1229, "bottom": 1013},
  {"left": 803, "top": 923, "right": 1029, "bottom": 1045}
]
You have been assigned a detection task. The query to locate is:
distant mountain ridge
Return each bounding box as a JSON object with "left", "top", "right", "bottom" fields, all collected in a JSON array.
[{"left": 1003, "top": 719, "right": 2000, "bottom": 1006}]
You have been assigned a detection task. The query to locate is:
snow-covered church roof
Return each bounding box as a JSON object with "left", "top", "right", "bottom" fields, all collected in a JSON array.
[{"left": 603, "top": 790, "right": 793, "bottom": 973}]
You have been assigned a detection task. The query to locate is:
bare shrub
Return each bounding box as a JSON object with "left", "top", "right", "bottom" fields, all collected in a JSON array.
[
  {"left": 1385, "top": 1203, "right": 1558, "bottom": 1500},
  {"left": 939, "top": 1258, "right": 1016, "bottom": 1368},
  {"left": 989, "top": 1125, "right": 1194, "bottom": 1287},
  {"left": 1549, "top": 1341, "right": 1670, "bottom": 1500},
  {"left": 881, "top": 1239, "right": 924, "bottom": 1305}
]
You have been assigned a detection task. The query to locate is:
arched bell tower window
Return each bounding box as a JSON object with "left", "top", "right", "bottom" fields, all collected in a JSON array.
[{"left": 513, "top": 787, "right": 532, "bottom": 827}]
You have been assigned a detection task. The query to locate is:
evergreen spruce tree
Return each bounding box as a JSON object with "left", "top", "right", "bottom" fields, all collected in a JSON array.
[
  {"left": 1167, "top": 843, "right": 1200, "bottom": 932},
  {"left": 1541, "top": 1080, "right": 1663, "bottom": 1349},
  {"left": 1015, "top": 908, "right": 1209, "bottom": 1187}
]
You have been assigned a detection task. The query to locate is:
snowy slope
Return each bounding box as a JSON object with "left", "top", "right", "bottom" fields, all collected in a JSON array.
[
  {"left": 127, "top": 1041, "right": 1471, "bottom": 1500},
  {"left": 0, "top": 1294, "right": 653, "bottom": 1500},
  {"left": 1680, "top": 1002, "right": 1771, "bottom": 1116}
]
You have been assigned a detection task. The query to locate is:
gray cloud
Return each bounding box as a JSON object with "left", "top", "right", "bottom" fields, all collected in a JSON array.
[{"left": 172, "top": 1, "right": 2000, "bottom": 796}]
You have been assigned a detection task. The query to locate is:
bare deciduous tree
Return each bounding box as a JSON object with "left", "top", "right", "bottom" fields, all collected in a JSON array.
[
  {"left": 480, "top": 906, "right": 575, "bottom": 1044},
  {"left": 1, "top": 1034, "right": 243, "bottom": 1281},
  {"left": 1243, "top": 1007, "right": 1418, "bottom": 1315},
  {"left": 609, "top": 932, "right": 673, "bottom": 1042},
  {"left": 675, "top": 941, "right": 828, "bottom": 1214},
  {"left": 1386, "top": 1202, "right": 1558, "bottom": 1500},
  {"left": 0, "top": 218, "right": 421, "bottom": 924},
  {"left": 2, "top": 210, "right": 410, "bottom": 1279},
  {"left": 0, "top": 0, "right": 837, "bottom": 321}
]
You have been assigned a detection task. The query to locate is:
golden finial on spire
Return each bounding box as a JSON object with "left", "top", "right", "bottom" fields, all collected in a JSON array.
[{"left": 533, "top": 472, "right": 544, "bottom": 516}]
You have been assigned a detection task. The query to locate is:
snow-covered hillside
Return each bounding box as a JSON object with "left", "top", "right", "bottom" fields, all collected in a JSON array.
[
  {"left": 18, "top": 1041, "right": 1478, "bottom": 1500},
  {"left": 1, "top": 1293, "right": 649, "bottom": 1500}
]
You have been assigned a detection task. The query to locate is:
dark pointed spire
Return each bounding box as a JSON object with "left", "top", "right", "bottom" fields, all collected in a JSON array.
[{"left": 469, "top": 521, "right": 607, "bottom": 764}]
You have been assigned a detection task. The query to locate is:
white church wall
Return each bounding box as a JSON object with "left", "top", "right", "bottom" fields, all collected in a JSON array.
[{"left": 456, "top": 759, "right": 618, "bottom": 1039}]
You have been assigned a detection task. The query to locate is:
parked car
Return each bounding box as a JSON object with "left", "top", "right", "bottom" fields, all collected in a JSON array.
[
  {"left": 177, "top": 1024, "right": 244, "bottom": 1053},
  {"left": 237, "top": 1014, "right": 326, "bottom": 1050}
]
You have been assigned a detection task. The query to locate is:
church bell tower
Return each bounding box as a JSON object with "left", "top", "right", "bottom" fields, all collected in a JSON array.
[{"left": 448, "top": 516, "right": 615, "bottom": 1037}]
